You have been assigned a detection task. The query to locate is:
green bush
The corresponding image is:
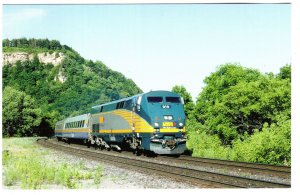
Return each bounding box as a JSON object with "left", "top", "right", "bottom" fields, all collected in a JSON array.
[{"left": 232, "top": 115, "right": 290, "bottom": 165}]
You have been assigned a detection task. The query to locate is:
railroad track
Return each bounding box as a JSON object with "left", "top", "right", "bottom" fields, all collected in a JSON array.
[
  {"left": 156, "top": 155, "right": 291, "bottom": 180},
  {"left": 37, "top": 138, "right": 290, "bottom": 188}
]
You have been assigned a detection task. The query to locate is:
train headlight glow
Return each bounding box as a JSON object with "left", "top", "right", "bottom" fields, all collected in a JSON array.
[
  {"left": 179, "top": 122, "right": 183, "bottom": 127},
  {"left": 154, "top": 122, "right": 159, "bottom": 127}
]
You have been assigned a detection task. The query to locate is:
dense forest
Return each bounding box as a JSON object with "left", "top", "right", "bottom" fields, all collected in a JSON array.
[
  {"left": 2, "top": 38, "right": 291, "bottom": 165},
  {"left": 2, "top": 38, "right": 142, "bottom": 137}
]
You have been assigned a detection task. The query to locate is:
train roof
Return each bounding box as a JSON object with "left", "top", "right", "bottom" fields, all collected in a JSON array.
[
  {"left": 91, "top": 90, "right": 179, "bottom": 109},
  {"left": 56, "top": 113, "right": 89, "bottom": 124}
]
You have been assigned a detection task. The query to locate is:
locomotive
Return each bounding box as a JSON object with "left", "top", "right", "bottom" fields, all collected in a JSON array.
[{"left": 55, "top": 90, "right": 187, "bottom": 155}]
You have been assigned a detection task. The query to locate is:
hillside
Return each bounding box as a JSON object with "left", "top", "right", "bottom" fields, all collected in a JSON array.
[{"left": 2, "top": 38, "right": 143, "bottom": 137}]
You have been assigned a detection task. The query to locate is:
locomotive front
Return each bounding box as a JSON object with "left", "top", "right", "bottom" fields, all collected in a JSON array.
[{"left": 137, "top": 91, "right": 187, "bottom": 155}]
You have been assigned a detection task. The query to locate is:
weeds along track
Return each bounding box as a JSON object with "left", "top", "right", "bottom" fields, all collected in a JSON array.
[
  {"left": 37, "top": 138, "right": 290, "bottom": 188},
  {"left": 156, "top": 155, "right": 291, "bottom": 180}
]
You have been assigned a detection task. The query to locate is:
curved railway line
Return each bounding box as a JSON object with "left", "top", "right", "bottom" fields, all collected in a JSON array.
[{"left": 37, "top": 138, "right": 290, "bottom": 188}]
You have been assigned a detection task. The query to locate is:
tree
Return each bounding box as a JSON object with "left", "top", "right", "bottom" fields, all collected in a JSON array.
[
  {"left": 2, "top": 87, "right": 42, "bottom": 137},
  {"left": 194, "top": 63, "right": 290, "bottom": 145},
  {"left": 277, "top": 64, "right": 291, "bottom": 80}
]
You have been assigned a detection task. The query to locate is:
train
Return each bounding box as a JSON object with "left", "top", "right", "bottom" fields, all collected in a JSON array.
[{"left": 55, "top": 90, "right": 187, "bottom": 155}]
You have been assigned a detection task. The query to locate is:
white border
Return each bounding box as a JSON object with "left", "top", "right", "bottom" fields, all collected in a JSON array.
[
  {"left": 1, "top": 0, "right": 293, "bottom": 4},
  {"left": 1, "top": 1, "right": 298, "bottom": 195}
]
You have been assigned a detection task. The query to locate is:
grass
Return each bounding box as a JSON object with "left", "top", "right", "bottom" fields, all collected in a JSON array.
[{"left": 2, "top": 137, "right": 104, "bottom": 189}]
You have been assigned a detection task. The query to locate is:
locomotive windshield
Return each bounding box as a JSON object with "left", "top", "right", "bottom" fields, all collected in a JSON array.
[
  {"left": 147, "top": 96, "right": 163, "bottom": 103},
  {"left": 166, "top": 97, "right": 181, "bottom": 103}
]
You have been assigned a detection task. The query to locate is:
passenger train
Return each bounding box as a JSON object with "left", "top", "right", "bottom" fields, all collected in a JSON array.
[{"left": 55, "top": 90, "right": 187, "bottom": 155}]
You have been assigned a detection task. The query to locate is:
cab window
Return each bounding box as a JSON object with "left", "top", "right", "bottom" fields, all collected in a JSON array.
[
  {"left": 147, "top": 96, "right": 163, "bottom": 103},
  {"left": 166, "top": 97, "right": 181, "bottom": 103}
]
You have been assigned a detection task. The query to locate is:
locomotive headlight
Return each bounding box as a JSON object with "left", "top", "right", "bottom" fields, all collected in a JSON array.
[
  {"left": 154, "top": 122, "right": 159, "bottom": 127},
  {"left": 164, "top": 115, "right": 173, "bottom": 120},
  {"left": 179, "top": 122, "right": 183, "bottom": 127}
]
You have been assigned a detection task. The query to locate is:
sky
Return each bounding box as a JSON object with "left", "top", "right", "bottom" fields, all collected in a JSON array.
[{"left": 2, "top": 4, "right": 291, "bottom": 100}]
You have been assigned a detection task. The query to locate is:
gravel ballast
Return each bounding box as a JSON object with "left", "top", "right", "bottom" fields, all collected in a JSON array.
[{"left": 41, "top": 146, "right": 197, "bottom": 189}]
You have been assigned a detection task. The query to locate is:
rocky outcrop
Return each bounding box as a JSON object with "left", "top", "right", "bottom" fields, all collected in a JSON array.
[
  {"left": 54, "top": 70, "right": 67, "bottom": 83},
  {"left": 3, "top": 52, "right": 65, "bottom": 66}
]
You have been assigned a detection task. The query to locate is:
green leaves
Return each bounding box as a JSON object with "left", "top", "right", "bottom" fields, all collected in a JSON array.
[
  {"left": 187, "top": 63, "right": 291, "bottom": 165},
  {"left": 194, "top": 63, "right": 291, "bottom": 144},
  {"left": 2, "top": 87, "right": 42, "bottom": 137},
  {"left": 232, "top": 114, "right": 291, "bottom": 165}
]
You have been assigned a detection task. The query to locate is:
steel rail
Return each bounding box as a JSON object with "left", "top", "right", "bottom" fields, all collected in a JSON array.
[
  {"left": 155, "top": 155, "right": 291, "bottom": 179},
  {"left": 178, "top": 155, "right": 290, "bottom": 173}
]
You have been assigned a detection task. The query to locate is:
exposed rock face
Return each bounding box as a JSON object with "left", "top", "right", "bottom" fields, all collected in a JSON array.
[
  {"left": 3, "top": 52, "right": 65, "bottom": 66},
  {"left": 3, "top": 51, "right": 67, "bottom": 83},
  {"left": 2, "top": 52, "right": 29, "bottom": 65},
  {"left": 54, "top": 70, "right": 67, "bottom": 83}
]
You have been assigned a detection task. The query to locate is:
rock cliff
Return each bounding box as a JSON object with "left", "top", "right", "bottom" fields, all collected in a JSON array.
[{"left": 2, "top": 52, "right": 65, "bottom": 66}]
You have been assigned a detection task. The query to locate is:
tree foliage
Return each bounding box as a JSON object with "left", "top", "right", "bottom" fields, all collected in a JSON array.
[
  {"left": 2, "top": 87, "right": 42, "bottom": 137},
  {"left": 187, "top": 63, "right": 291, "bottom": 165},
  {"left": 3, "top": 38, "right": 63, "bottom": 50},
  {"left": 193, "top": 64, "right": 290, "bottom": 144}
]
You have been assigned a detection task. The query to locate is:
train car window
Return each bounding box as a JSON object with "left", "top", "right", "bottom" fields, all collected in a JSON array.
[
  {"left": 125, "top": 100, "right": 132, "bottom": 108},
  {"left": 117, "top": 101, "right": 125, "bottom": 109},
  {"left": 147, "top": 96, "right": 163, "bottom": 103},
  {"left": 166, "top": 97, "right": 181, "bottom": 103},
  {"left": 100, "top": 106, "right": 103, "bottom": 112}
]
